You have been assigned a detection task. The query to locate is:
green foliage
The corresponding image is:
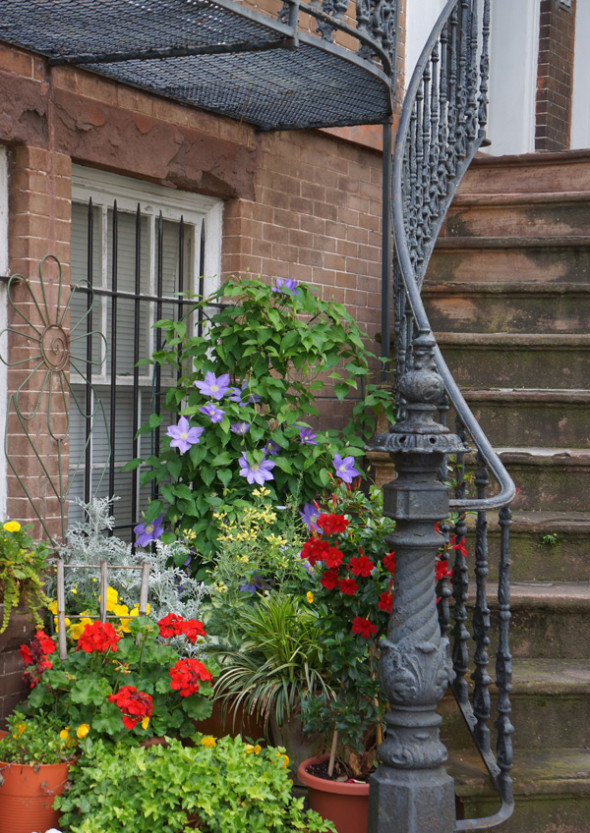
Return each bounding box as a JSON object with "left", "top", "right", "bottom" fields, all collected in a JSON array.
[
  {"left": 127, "top": 277, "right": 394, "bottom": 570},
  {"left": 541, "top": 532, "right": 559, "bottom": 546},
  {"left": 55, "top": 735, "right": 336, "bottom": 833},
  {"left": 0, "top": 520, "right": 51, "bottom": 632},
  {"left": 23, "top": 617, "right": 218, "bottom": 744},
  {"left": 0, "top": 710, "right": 79, "bottom": 765}
]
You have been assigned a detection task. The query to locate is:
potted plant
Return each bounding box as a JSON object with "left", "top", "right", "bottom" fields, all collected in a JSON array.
[
  {"left": 0, "top": 520, "right": 51, "bottom": 633},
  {"left": 0, "top": 709, "right": 80, "bottom": 833},
  {"left": 20, "top": 614, "right": 218, "bottom": 744},
  {"left": 54, "top": 734, "right": 336, "bottom": 833},
  {"left": 296, "top": 482, "right": 397, "bottom": 833}
]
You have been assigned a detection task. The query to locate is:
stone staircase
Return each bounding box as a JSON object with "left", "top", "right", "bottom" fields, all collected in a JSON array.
[{"left": 426, "top": 150, "right": 590, "bottom": 832}]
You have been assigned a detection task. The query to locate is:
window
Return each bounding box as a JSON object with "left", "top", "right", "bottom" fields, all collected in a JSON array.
[
  {"left": 0, "top": 146, "right": 8, "bottom": 520},
  {"left": 69, "top": 167, "right": 222, "bottom": 536}
]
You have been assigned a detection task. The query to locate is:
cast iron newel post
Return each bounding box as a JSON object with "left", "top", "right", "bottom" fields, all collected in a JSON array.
[{"left": 368, "top": 332, "right": 468, "bottom": 833}]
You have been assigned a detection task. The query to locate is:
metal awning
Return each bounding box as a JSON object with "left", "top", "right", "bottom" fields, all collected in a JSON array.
[{"left": 0, "top": 0, "right": 394, "bottom": 130}]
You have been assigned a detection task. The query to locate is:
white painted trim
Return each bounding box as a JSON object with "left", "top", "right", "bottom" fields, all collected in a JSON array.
[
  {"left": 404, "top": 0, "right": 447, "bottom": 89},
  {"left": 485, "top": 0, "right": 540, "bottom": 156},
  {"left": 0, "top": 147, "right": 8, "bottom": 520},
  {"left": 571, "top": 1, "right": 590, "bottom": 149}
]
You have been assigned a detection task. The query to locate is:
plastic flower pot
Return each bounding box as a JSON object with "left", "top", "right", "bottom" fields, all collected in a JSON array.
[
  {"left": 0, "top": 758, "right": 71, "bottom": 833},
  {"left": 297, "top": 755, "right": 370, "bottom": 833}
]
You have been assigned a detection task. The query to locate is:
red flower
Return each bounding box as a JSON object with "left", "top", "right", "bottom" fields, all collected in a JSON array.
[
  {"left": 19, "top": 644, "right": 33, "bottom": 665},
  {"left": 158, "top": 612, "right": 185, "bottom": 638},
  {"left": 169, "top": 658, "right": 212, "bottom": 698},
  {"left": 352, "top": 617, "right": 377, "bottom": 639},
  {"left": 35, "top": 630, "right": 57, "bottom": 655},
  {"left": 182, "top": 619, "right": 206, "bottom": 644},
  {"left": 301, "top": 537, "right": 331, "bottom": 566},
  {"left": 316, "top": 513, "right": 349, "bottom": 535},
  {"left": 450, "top": 536, "right": 468, "bottom": 557},
  {"left": 320, "top": 569, "right": 339, "bottom": 590},
  {"left": 338, "top": 578, "right": 358, "bottom": 596},
  {"left": 76, "top": 621, "right": 120, "bottom": 654},
  {"left": 435, "top": 560, "right": 453, "bottom": 582},
  {"left": 383, "top": 552, "right": 396, "bottom": 574},
  {"left": 349, "top": 555, "right": 374, "bottom": 577},
  {"left": 323, "top": 546, "right": 344, "bottom": 569},
  {"left": 19, "top": 630, "right": 56, "bottom": 687},
  {"left": 109, "top": 685, "right": 153, "bottom": 729},
  {"left": 377, "top": 592, "right": 393, "bottom": 613}
]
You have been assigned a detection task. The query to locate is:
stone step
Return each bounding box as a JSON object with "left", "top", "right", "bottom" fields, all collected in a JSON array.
[
  {"left": 423, "top": 282, "right": 590, "bottom": 334},
  {"left": 465, "top": 510, "right": 590, "bottom": 583},
  {"left": 436, "top": 332, "right": 590, "bottom": 390},
  {"left": 448, "top": 746, "right": 590, "bottom": 833},
  {"left": 460, "top": 388, "right": 590, "bottom": 448},
  {"left": 459, "top": 150, "right": 590, "bottom": 195},
  {"left": 428, "top": 237, "right": 590, "bottom": 284},
  {"left": 441, "top": 191, "right": 590, "bottom": 239},
  {"left": 494, "top": 448, "right": 590, "bottom": 514},
  {"left": 440, "top": 658, "right": 590, "bottom": 750}
]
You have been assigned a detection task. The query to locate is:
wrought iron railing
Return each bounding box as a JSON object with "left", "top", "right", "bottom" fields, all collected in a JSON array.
[{"left": 374, "top": 0, "right": 515, "bottom": 829}]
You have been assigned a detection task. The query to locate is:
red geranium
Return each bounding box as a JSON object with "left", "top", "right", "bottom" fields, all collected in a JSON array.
[
  {"left": 352, "top": 617, "right": 378, "bottom": 639},
  {"left": 19, "top": 630, "right": 57, "bottom": 688},
  {"left": 338, "top": 578, "right": 358, "bottom": 596},
  {"left": 108, "top": 685, "right": 153, "bottom": 729},
  {"left": 76, "top": 621, "right": 120, "bottom": 654},
  {"left": 316, "top": 513, "right": 349, "bottom": 535},
  {"left": 182, "top": 619, "right": 207, "bottom": 644},
  {"left": 169, "top": 658, "right": 213, "bottom": 698},
  {"left": 158, "top": 612, "right": 185, "bottom": 638},
  {"left": 349, "top": 555, "right": 374, "bottom": 577},
  {"left": 377, "top": 591, "right": 393, "bottom": 614}
]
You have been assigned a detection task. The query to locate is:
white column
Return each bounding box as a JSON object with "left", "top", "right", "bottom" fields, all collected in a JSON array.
[{"left": 571, "top": 1, "right": 590, "bottom": 149}]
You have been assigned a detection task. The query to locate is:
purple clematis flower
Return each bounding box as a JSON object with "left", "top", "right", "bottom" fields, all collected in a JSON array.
[
  {"left": 134, "top": 514, "right": 164, "bottom": 547},
  {"left": 299, "top": 427, "right": 317, "bottom": 445},
  {"left": 230, "top": 421, "right": 250, "bottom": 435},
  {"left": 194, "top": 371, "right": 230, "bottom": 400},
  {"left": 228, "top": 380, "right": 262, "bottom": 406},
  {"left": 200, "top": 403, "right": 225, "bottom": 424},
  {"left": 167, "top": 416, "right": 204, "bottom": 454},
  {"left": 263, "top": 440, "right": 281, "bottom": 456},
  {"left": 333, "top": 453, "right": 360, "bottom": 485},
  {"left": 239, "top": 452, "right": 276, "bottom": 486},
  {"left": 299, "top": 502, "right": 320, "bottom": 532},
  {"left": 272, "top": 277, "right": 298, "bottom": 296}
]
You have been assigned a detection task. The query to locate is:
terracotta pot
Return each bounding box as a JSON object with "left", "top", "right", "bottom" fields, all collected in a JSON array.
[
  {"left": 0, "top": 758, "right": 72, "bottom": 833},
  {"left": 297, "top": 755, "right": 369, "bottom": 833},
  {"left": 193, "top": 697, "right": 266, "bottom": 740}
]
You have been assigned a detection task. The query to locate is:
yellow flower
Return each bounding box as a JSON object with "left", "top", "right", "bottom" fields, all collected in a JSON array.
[
  {"left": 12, "top": 722, "right": 26, "bottom": 739},
  {"left": 76, "top": 724, "right": 90, "bottom": 739},
  {"left": 53, "top": 615, "right": 71, "bottom": 632},
  {"left": 201, "top": 736, "right": 217, "bottom": 748},
  {"left": 306, "top": 591, "right": 314, "bottom": 604},
  {"left": 3, "top": 520, "right": 21, "bottom": 533},
  {"left": 100, "top": 586, "right": 119, "bottom": 612},
  {"left": 141, "top": 716, "right": 150, "bottom": 730},
  {"left": 266, "top": 534, "right": 287, "bottom": 548},
  {"left": 60, "top": 727, "right": 70, "bottom": 740},
  {"left": 71, "top": 586, "right": 78, "bottom": 595},
  {"left": 48, "top": 600, "right": 58, "bottom": 615},
  {"left": 282, "top": 754, "right": 289, "bottom": 768},
  {"left": 69, "top": 617, "right": 93, "bottom": 640},
  {"left": 252, "top": 487, "right": 271, "bottom": 498},
  {"left": 245, "top": 743, "right": 262, "bottom": 754},
  {"left": 214, "top": 582, "right": 228, "bottom": 594}
]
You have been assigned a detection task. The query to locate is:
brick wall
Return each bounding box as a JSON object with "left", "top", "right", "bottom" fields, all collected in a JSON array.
[{"left": 536, "top": 0, "right": 577, "bottom": 151}]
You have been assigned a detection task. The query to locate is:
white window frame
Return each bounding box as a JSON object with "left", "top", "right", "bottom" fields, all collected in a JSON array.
[{"left": 0, "top": 147, "right": 8, "bottom": 521}]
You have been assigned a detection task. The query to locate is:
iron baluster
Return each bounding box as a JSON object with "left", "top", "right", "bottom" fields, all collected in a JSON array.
[
  {"left": 455, "top": 0, "right": 470, "bottom": 163},
  {"left": 428, "top": 42, "right": 442, "bottom": 223},
  {"left": 495, "top": 505, "right": 515, "bottom": 807},
  {"left": 84, "top": 199, "right": 94, "bottom": 506},
  {"left": 414, "top": 80, "right": 425, "bottom": 273},
  {"left": 419, "top": 58, "right": 433, "bottom": 278},
  {"left": 445, "top": 6, "right": 459, "bottom": 180},
  {"left": 478, "top": 0, "right": 491, "bottom": 135},
  {"left": 131, "top": 204, "right": 142, "bottom": 532},
  {"left": 465, "top": 0, "right": 479, "bottom": 144},
  {"left": 472, "top": 452, "right": 492, "bottom": 755},
  {"left": 108, "top": 201, "right": 119, "bottom": 510}
]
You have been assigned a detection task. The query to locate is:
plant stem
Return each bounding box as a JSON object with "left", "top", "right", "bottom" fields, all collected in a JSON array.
[{"left": 328, "top": 728, "right": 338, "bottom": 777}]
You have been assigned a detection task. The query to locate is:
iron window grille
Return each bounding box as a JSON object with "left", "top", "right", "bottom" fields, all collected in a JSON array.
[{"left": 69, "top": 168, "right": 222, "bottom": 537}]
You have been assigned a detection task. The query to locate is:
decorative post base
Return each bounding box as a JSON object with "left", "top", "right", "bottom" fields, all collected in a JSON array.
[{"left": 368, "top": 333, "right": 469, "bottom": 833}]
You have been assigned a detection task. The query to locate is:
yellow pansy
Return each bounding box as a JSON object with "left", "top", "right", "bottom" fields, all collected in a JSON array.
[
  {"left": 69, "top": 617, "right": 93, "bottom": 640},
  {"left": 48, "top": 600, "right": 58, "bottom": 615},
  {"left": 76, "top": 724, "right": 90, "bottom": 739},
  {"left": 3, "top": 520, "right": 21, "bottom": 533},
  {"left": 100, "top": 586, "right": 119, "bottom": 612},
  {"left": 200, "top": 736, "right": 217, "bottom": 748},
  {"left": 306, "top": 591, "right": 314, "bottom": 604},
  {"left": 53, "top": 615, "right": 71, "bottom": 632},
  {"left": 59, "top": 727, "right": 70, "bottom": 740},
  {"left": 141, "top": 716, "right": 150, "bottom": 730}
]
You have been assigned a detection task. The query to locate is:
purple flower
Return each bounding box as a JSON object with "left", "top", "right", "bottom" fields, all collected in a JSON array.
[
  {"left": 228, "top": 381, "right": 261, "bottom": 405},
  {"left": 134, "top": 514, "right": 164, "bottom": 547},
  {"left": 272, "top": 277, "right": 298, "bottom": 296},
  {"left": 166, "top": 416, "right": 204, "bottom": 454},
  {"left": 263, "top": 440, "right": 281, "bottom": 456},
  {"left": 200, "top": 403, "right": 225, "bottom": 424},
  {"left": 194, "top": 371, "right": 230, "bottom": 400},
  {"left": 299, "top": 502, "right": 320, "bottom": 532},
  {"left": 299, "top": 427, "right": 317, "bottom": 445},
  {"left": 239, "top": 452, "right": 276, "bottom": 486},
  {"left": 333, "top": 453, "right": 360, "bottom": 485},
  {"left": 230, "top": 421, "right": 250, "bottom": 435}
]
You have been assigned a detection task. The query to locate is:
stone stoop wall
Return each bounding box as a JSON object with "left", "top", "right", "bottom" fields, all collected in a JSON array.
[{"left": 0, "top": 40, "right": 393, "bottom": 708}]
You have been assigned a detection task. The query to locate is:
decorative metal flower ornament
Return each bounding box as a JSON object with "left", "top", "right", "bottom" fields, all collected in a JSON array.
[{"left": 0, "top": 254, "right": 109, "bottom": 543}]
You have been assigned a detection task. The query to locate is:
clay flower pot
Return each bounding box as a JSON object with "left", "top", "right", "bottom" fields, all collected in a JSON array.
[
  {"left": 0, "top": 757, "right": 71, "bottom": 833},
  {"left": 297, "top": 755, "right": 370, "bottom": 833}
]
